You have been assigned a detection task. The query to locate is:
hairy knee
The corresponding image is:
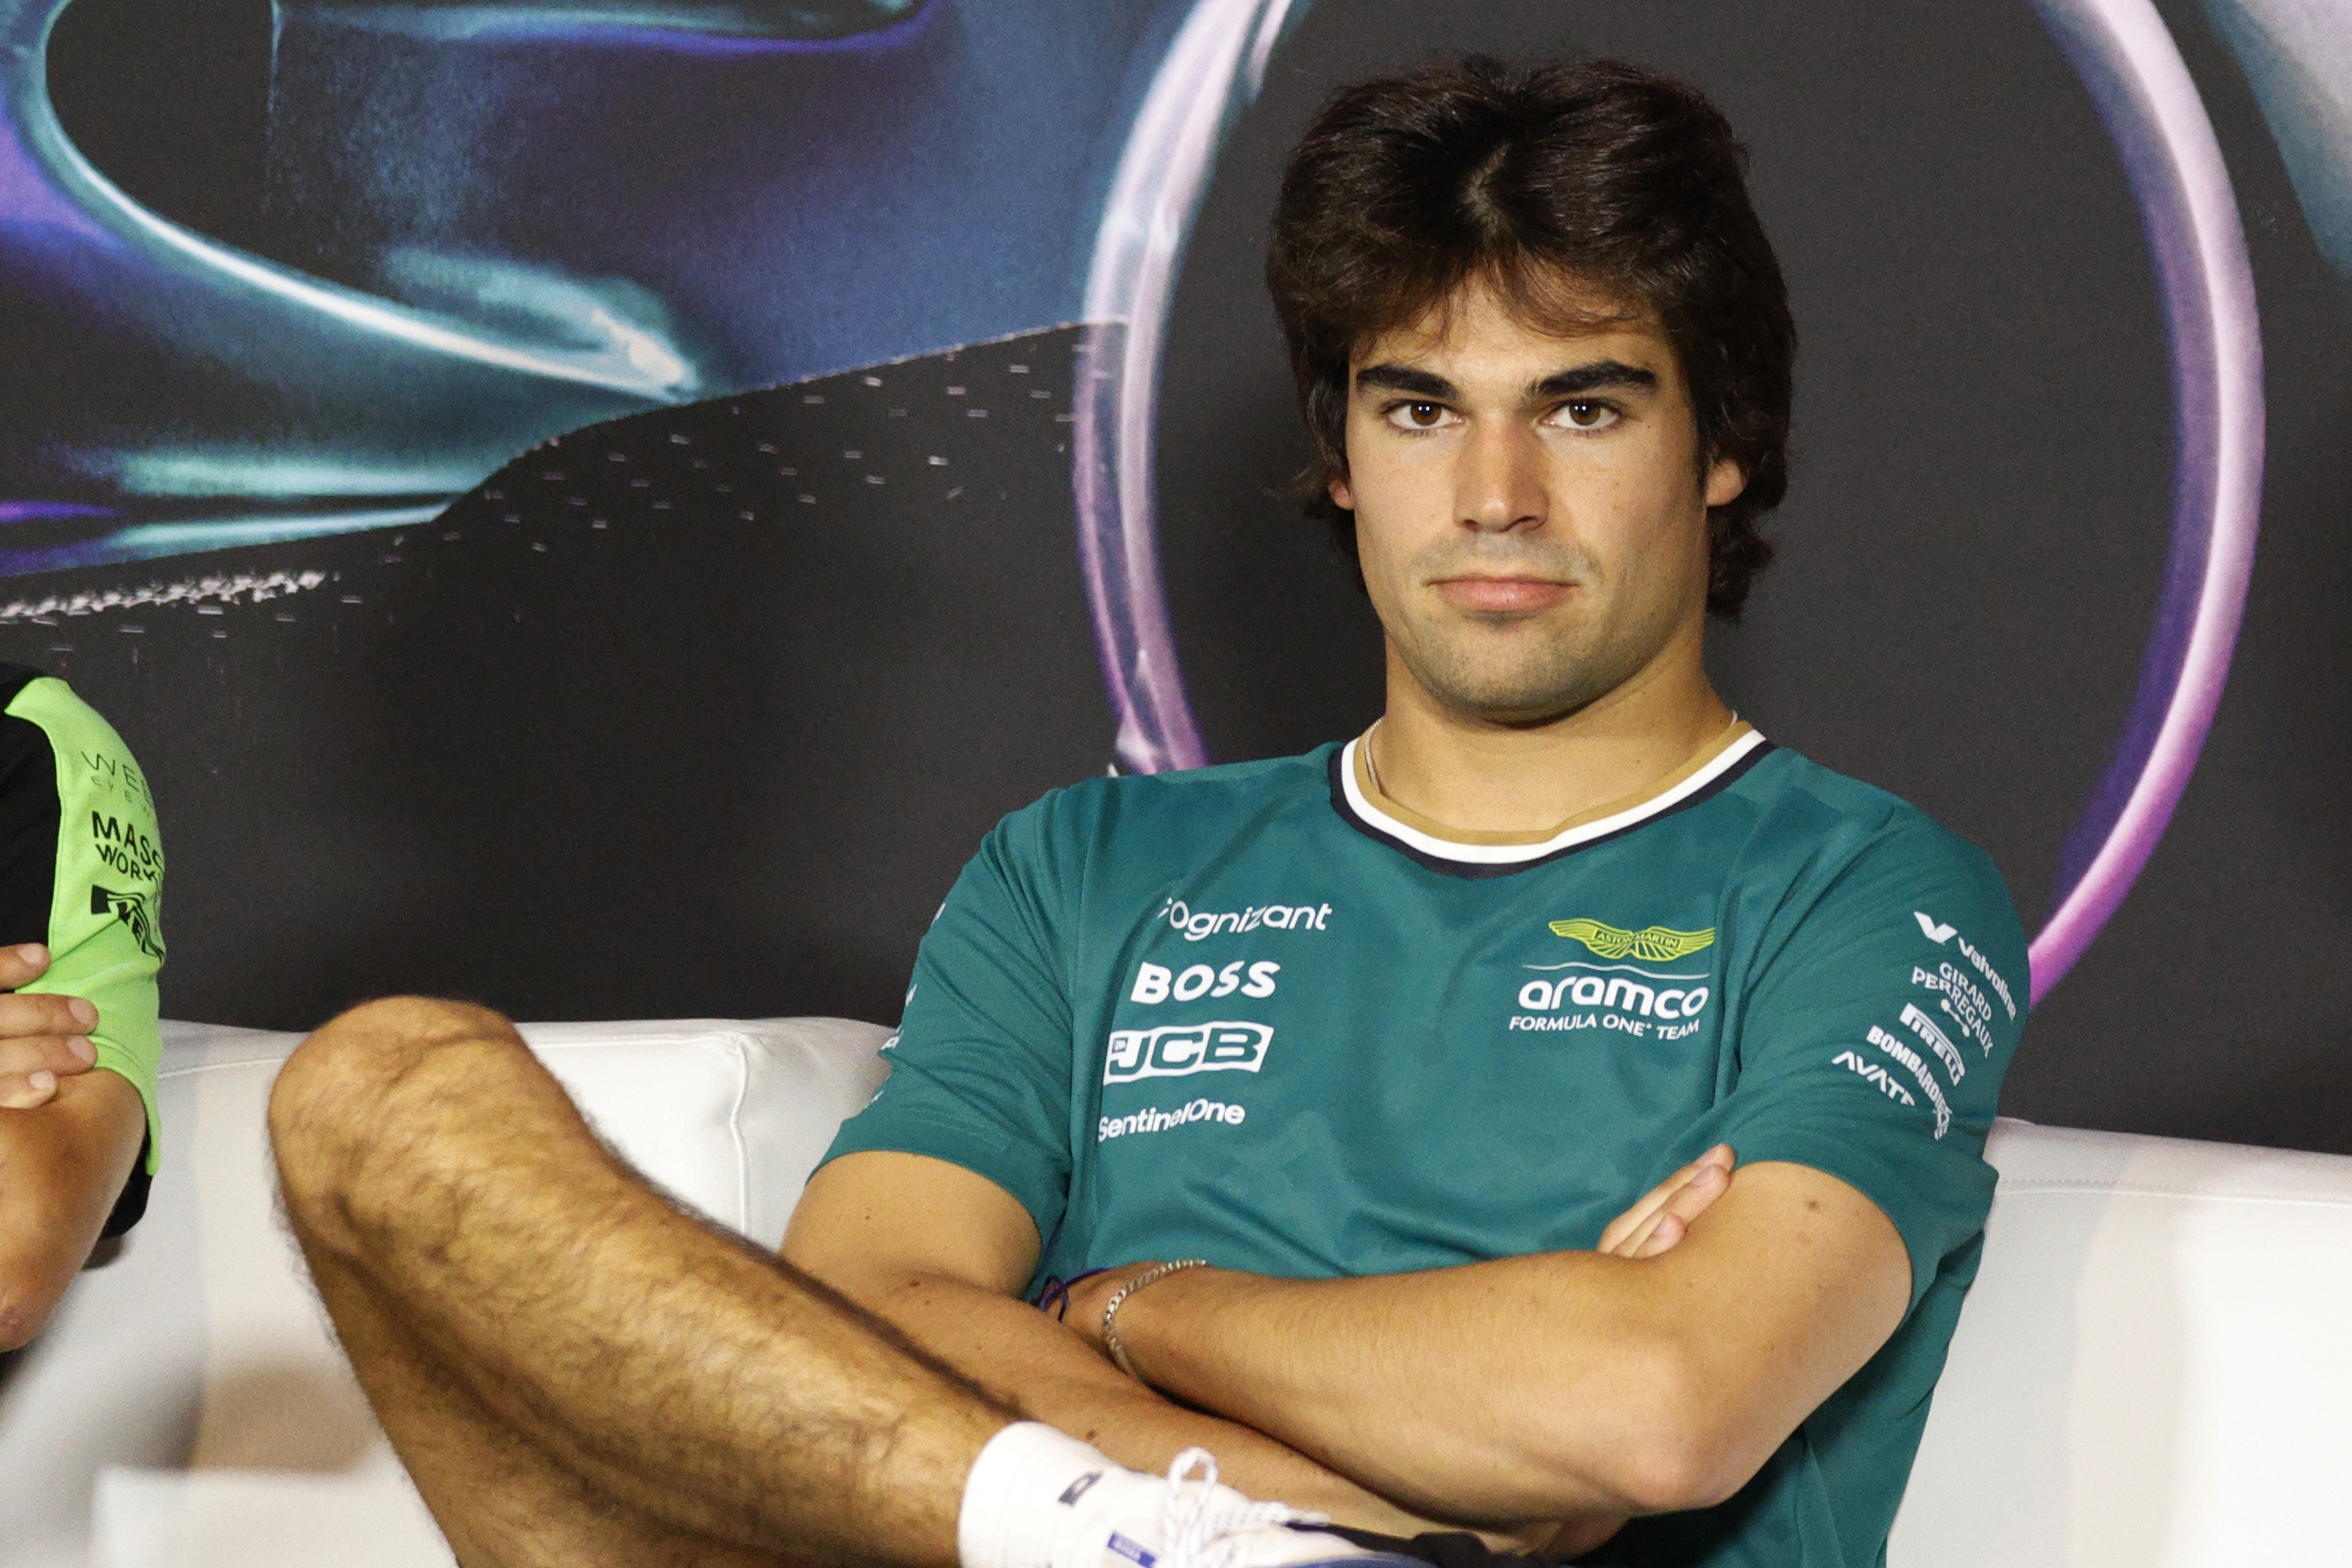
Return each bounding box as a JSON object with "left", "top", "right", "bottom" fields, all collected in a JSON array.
[{"left": 270, "top": 997, "right": 519, "bottom": 1237}]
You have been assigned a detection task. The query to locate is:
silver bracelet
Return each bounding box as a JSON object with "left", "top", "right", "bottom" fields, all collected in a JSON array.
[{"left": 1100, "top": 1258, "right": 1209, "bottom": 1380}]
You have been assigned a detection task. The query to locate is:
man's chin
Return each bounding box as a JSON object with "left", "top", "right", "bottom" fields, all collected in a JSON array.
[
  {"left": 1456, "top": 696, "right": 1609, "bottom": 729},
  {"left": 1409, "top": 670, "right": 1620, "bottom": 728},
  {"left": 1392, "top": 618, "right": 1658, "bottom": 727}
]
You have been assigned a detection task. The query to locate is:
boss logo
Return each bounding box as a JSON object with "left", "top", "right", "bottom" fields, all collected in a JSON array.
[
  {"left": 1103, "top": 1022, "right": 1274, "bottom": 1083},
  {"left": 1130, "top": 960, "right": 1280, "bottom": 1004}
]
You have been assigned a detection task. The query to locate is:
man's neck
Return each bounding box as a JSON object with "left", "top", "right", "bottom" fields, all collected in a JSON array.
[{"left": 1366, "top": 649, "right": 1737, "bottom": 838}]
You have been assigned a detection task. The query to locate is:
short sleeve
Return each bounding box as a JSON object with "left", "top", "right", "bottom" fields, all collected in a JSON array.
[
  {"left": 1694, "top": 822, "right": 2026, "bottom": 1308},
  {"left": 819, "top": 802, "right": 1077, "bottom": 1247},
  {"left": 0, "top": 674, "right": 165, "bottom": 1233}
]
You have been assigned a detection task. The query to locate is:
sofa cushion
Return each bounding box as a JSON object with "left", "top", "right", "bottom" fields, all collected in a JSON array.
[
  {"left": 1888, "top": 1120, "right": 2352, "bottom": 1566},
  {"left": 7, "top": 1021, "right": 2351, "bottom": 1567},
  {"left": 0, "top": 1016, "right": 890, "bottom": 1568}
]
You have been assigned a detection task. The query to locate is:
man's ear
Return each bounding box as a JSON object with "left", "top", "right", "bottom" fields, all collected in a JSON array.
[
  {"left": 1328, "top": 472, "right": 1356, "bottom": 512},
  {"left": 1703, "top": 453, "right": 1748, "bottom": 509}
]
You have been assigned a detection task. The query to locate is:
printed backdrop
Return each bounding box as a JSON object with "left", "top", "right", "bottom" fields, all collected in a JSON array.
[{"left": 3, "top": 0, "right": 2348, "bottom": 1152}]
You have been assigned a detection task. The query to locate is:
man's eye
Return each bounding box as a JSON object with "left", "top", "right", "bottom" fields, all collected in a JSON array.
[
  {"left": 1557, "top": 401, "right": 1618, "bottom": 430},
  {"left": 1386, "top": 402, "right": 1450, "bottom": 430}
]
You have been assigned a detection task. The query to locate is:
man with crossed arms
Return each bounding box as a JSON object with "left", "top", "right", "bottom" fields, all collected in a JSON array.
[
  {"left": 787, "top": 54, "right": 2024, "bottom": 1568},
  {"left": 269, "top": 55, "right": 2021, "bottom": 1568}
]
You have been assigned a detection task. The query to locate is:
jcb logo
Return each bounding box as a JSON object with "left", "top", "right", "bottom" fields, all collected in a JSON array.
[{"left": 1103, "top": 1022, "right": 1274, "bottom": 1084}]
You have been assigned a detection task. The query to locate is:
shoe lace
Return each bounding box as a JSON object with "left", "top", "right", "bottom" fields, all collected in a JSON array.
[{"left": 1155, "top": 1447, "right": 1328, "bottom": 1568}]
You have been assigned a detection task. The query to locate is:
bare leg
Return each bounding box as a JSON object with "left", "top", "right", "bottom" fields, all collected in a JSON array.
[
  {"left": 291, "top": 1237, "right": 778, "bottom": 1568},
  {"left": 269, "top": 998, "right": 1016, "bottom": 1568}
]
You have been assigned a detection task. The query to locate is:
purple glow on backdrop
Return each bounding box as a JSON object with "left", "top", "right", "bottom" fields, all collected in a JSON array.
[
  {"left": 310, "top": 3, "right": 939, "bottom": 55},
  {"left": 0, "top": 105, "right": 106, "bottom": 242},
  {"left": 0, "top": 502, "right": 113, "bottom": 523},
  {"left": 1075, "top": 0, "right": 1296, "bottom": 774},
  {"left": 2025, "top": 0, "right": 2263, "bottom": 1004},
  {"left": 1079, "top": 0, "right": 2263, "bottom": 1007}
]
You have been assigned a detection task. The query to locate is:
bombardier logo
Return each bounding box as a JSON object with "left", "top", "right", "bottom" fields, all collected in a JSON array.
[
  {"left": 1548, "top": 919, "right": 1716, "bottom": 962},
  {"left": 1103, "top": 1022, "right": 1273, "bottom": 1084}
]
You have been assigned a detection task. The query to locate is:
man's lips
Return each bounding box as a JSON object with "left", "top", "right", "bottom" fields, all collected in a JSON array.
[{"left": 1432, "top": 576, "right": 1572, "bottom": 613}]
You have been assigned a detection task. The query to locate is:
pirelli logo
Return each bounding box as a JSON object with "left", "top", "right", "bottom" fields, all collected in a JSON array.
[{"left": 1103, "top": 1022, "right": 1273, "bottom": 1084}]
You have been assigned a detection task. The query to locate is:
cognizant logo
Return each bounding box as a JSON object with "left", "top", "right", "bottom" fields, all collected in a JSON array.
[{"left": 1157, "top": 898, "right": 1330, "bottom": 941}]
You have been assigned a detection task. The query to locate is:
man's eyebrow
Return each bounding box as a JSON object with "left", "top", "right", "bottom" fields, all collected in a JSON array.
[
  {"left": 1534, "top": 360, "right": 1658, "bottom": 397},
  {"left": 1354, "top": 364, "right": 1460, "bottom": 400}
]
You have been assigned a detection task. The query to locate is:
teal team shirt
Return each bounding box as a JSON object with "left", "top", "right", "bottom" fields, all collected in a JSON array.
[{"left": 825, "top": 730, "right": 2027, "bottom": 1568}]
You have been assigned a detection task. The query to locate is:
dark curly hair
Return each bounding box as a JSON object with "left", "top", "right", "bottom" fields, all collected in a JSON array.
[{"left": 1266, "top": 56, "right": 1793, "bottom": 619}]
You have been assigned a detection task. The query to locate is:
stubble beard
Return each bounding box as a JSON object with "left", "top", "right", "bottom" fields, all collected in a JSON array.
[
  {"left": 1391, "top": 610, "right": 1648, "bottom": 727},
  {"left": 1383, "top": 535, "right": 1655, "bottom": 726}
]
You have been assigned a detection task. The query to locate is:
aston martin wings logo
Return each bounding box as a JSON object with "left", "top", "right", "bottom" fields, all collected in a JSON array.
[{"left": 1548, "top": 919, "right": 1716, "bottom": 962}]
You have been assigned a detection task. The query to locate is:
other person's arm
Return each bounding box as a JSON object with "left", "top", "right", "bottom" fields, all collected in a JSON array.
[
  {"left": 0, "top": 1004, "right": 145, "bottom": 1346},
  {"left": 0, "top": 671, "right": 166, "bottom": 1348}
]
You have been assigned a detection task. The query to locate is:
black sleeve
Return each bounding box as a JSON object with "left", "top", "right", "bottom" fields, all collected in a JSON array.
[{"left": 0, "top": 664, "right": 59, "bottom": 950}]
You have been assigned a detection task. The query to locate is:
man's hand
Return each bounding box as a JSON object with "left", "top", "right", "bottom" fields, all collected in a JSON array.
[
  {"left": 0, "top": 938, "right": 143, "bottom": 1348},
  {"left": 1596, "top": 1143, "right": 1734, "bottom": 1258},
  {"left": 1068, "top": 1145, "right": 1738, "bottom": 1358},
  {"left": 0, "top": 945, "right": 103, "bottom": 1111}
]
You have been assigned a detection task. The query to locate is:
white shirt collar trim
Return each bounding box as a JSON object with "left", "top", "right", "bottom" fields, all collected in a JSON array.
[{"left": 1338, "top": 728, "right": 1769, "bottom": 865}]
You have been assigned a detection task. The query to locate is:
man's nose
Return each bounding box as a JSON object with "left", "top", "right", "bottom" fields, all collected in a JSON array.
[{"left": 1456, "top": 420, "right": 1548, "bottom": 533}]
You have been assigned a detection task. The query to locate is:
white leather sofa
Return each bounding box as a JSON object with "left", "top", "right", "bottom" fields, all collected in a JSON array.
[{"left": 1, "top": 1019, "right": 2345, "bottom": 1567}]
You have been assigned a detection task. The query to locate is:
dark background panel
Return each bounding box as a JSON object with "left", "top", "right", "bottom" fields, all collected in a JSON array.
[
  {"left": 1157, "top": 0, "right": 2172, "bottom": 932},
  {"left": 0, "top": 332, "right": 1114, "bottom": 1030},
  {"left": 1999, "top": 0, "right": 2352, "bottom": 1156},
  {"left": 1151, "top": 0, "right": 2352, "bottom": 1152},
  {"left": 3, "top": 0, "right": 2348, "bottom": 1153},
  {"left": 44, "top": 0, "right": 274, "bottom": 256}
]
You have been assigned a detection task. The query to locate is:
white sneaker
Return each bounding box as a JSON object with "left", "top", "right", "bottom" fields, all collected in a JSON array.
[{"left": 1068, "top": 1448, "right": 1427, "bottom": 1568}]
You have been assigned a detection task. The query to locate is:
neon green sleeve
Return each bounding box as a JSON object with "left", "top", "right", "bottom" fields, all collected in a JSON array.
[{"left": 5, "top": 678, "right": 164, "bottom": 1171}]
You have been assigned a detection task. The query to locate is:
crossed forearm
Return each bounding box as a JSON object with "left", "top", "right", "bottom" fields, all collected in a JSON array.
[
  {"left": 1096, "top": 1252, "right": 1684, "bottom": 1523},
  {"left": 1092, "top": 1162, "right": 1913, "bottom": 1526},
  {"left": 814, "top": 1263, "right": 1505, "bottom": 1542},
  {"left": 788, "top": 1151, "right": 1588, "bottom": 1548}
]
